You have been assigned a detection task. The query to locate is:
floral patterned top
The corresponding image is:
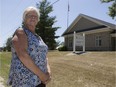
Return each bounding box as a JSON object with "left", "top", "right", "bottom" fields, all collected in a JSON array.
[{"left": 7, "top": 28, "right": 48, "bottom": 87}]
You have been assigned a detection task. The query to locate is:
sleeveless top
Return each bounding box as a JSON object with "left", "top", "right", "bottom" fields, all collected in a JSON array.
[{"left": 7, "top": 28, "right": 48, "bottom": 87}]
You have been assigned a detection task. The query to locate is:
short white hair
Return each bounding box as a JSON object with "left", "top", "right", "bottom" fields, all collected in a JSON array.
[{"left": 23, "top": 6, "right": 40, "bottom": 22}]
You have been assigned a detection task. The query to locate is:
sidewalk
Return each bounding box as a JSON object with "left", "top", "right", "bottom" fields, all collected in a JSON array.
[{"left": 0, "top": 77, "right": 4, "bottom": 87}]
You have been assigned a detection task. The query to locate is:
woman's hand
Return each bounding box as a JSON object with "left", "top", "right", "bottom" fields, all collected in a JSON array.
[
  {"left": 42, "top": 57, "right": 51, "bottom": 84},
  {"left": 42, "top": 72, "right": 51, "bottom": 84}
]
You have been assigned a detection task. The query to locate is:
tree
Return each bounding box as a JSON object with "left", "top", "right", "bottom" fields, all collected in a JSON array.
[
  {"left": 5, "top": 37, "right": 12, "bottom": 51},
  {"left": 36, "top": 0, "right": 60, "bottom": 50},
  {"left": 100, "top": 0, "right": 116, "bottom": 19}
]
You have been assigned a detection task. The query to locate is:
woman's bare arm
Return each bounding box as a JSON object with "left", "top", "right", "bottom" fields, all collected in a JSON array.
[{"left": 44, "top": 57, "right": 51, "bottom": 84}]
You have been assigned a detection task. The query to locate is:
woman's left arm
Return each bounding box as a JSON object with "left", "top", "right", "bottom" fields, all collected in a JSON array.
[{"left": 44, "top": 57, "right": 51, "bottom": 84}]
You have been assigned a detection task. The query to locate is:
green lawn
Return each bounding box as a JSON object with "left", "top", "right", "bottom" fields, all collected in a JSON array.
[
  {"left": 0, "top": 51, "right": 116, "bottom": 87},
  {"left": 0, "top": 52, "right": 11, "bottom": 87}
]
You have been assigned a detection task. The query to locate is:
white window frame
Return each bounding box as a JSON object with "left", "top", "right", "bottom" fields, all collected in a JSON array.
[{"left": 95, "top": 36, "right": 102, "bottom": 47}]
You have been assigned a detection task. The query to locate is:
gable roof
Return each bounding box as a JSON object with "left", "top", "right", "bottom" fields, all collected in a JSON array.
[{"left": 62, "top": 14, "right": 116, "bottom": 36}]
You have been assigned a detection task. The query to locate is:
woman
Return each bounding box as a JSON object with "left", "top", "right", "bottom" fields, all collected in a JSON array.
[{"left": 7, "top": 6, "right": 51, "bottom": 87}]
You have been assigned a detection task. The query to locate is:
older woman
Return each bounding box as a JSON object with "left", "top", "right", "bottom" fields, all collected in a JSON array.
[{"left": 7, "top": 6, "right": 51, "bottom": 87}]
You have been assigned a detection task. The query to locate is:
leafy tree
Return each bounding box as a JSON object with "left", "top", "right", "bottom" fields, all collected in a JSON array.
[
  {"left": 100, "top": 0, "right": 116, "bottom": 19},
  {"left": 5, "top": 37, "right": 12, "bottom": 51},
  {"left": 56, "top": 40, "right": 61, "bottom": 47},
  {"left": 36, "top": 0, "right": 60, "bottom": 50}
]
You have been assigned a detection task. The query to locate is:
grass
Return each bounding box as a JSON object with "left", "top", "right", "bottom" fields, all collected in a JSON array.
[
  {"left": 0, "top": 51, "right": 116, "bottom": 87},
  {"left": 0, "top": 52, "right": 11, "bottom": 87},
  {"left": 0, "top": 52, "right": 11, "bottom": 79}
]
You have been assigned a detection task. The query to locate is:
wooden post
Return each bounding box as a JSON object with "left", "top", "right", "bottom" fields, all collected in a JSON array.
[
  {"left": 73, "top": 31, "right": 76, "bottom": 53},
  {"left": 83, "top": 33, "right": 85, "bottom": 52}
]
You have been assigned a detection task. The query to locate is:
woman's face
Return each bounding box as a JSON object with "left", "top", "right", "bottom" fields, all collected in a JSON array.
[{"left": 24, "top": 10, "right": 38, "bottom": 28}]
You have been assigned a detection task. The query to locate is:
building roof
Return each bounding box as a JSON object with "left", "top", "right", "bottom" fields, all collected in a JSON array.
[{"left": 62, "top": 14, "right": 116, "bottom": 36}]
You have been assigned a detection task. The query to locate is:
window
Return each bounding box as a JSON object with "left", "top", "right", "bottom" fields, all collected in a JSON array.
[{"left": 95, "top": 36, "right": 102, "bottom": 47}]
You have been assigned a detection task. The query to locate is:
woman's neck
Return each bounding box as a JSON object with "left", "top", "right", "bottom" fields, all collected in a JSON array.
[{"left": 24, "top": 25, "right": 35, "bottom": 34}]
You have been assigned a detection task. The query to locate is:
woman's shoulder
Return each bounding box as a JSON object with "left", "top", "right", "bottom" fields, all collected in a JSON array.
[
  {"left": 12, "top": 27, "right": 26, "bottom": 40},
  {"left": 15, "top": 28, "right": 25, "bottom": 36},
  {"left": 15, "top": 27, "right": 25, "bottom": 35},
  {"left": 12, "top": 27, "right": 27, "bottom": 45}
]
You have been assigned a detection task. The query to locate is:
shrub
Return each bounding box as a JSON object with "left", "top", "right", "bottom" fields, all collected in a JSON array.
[{"left": 58, "top": 45, "right": 67, "bottom": 51}]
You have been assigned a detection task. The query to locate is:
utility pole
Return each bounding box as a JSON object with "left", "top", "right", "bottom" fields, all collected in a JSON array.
[{"left": 67, "top": 0, "right": 70, "bottom": 28}]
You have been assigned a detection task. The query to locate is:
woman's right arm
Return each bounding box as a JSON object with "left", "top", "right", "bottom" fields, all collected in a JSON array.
[{"left": 12, "top": 28, "right": 50, "bottom": 84}]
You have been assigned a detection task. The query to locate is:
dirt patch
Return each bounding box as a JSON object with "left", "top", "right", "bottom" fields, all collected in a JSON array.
[
  {"left": 0, "top": 77, "right": 4, "bottom": 87},
  {"left": 47, "top": 51, "right": 116, "bottom": 87}
]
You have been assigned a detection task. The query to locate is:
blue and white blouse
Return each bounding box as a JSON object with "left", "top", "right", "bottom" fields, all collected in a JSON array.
[{"left": 7, "top": 28, "right": 48, "bottom": 87}]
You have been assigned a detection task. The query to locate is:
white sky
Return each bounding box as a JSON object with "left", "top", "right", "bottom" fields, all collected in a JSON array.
[{"left": 0, "top": 0, "right": 115, "bottom": 47}]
